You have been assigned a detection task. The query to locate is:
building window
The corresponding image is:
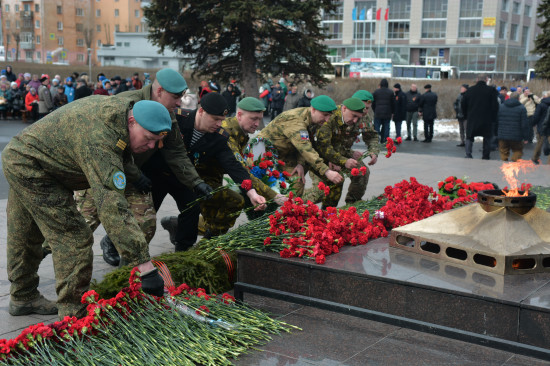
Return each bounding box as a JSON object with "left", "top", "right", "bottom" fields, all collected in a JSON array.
[
  {"left": 96, "top": 9, "right": 101, "bottom": 17},
  {"left": 459, "top": 0, "right": 482, "bottom": 17},
  {"left": 57, "top": 22, "right": 63, "bottom": 30},
  {"left": 77, "top": 54, "right": 84, "bottom": 62},
  {"left": 499, "top": 21, "right": 507, "bottom": 39},
  {"left": 135, "top": 9, "right": 140, "bottom": 17},
  {"left": 58, "top": 37, "right": 64, "bottom": 46},
  {"left": 525, "top": 5, "right": 531, "bottom": 17},
  {"left": 35, "top": 4, "right": 39, "bottom": 12},
  {"left": 21, "top": 32, "right": 33, "bottom": 43},
  {"left": 116, "top": 42, "right": 122, "bottom": 46},
  {"left": 162, "top": 61, "right": 169, "bottom": 66},
  {"left": 77, "top": 39, "right": 85, "bottom": 47},
  {"left": 115, "top": 25, "right": 120, "bottom": 32},
  {"left": 512, "top": 2, "right": 520, "bottom": 14},
  {"left": 501, "top": 0, "right": 509, "bottom": 12},
  {"left": 321, "top": 2, "right": 343, "bottom": 39},
  {"left": 5, "top": 21, "right": 10, "bottom": 29},
  {"left": 522, "top": 26, "right": 529, "bottom": 47},
  {"left": 115, "top": 9, "right": 119, "bottom": 17},
  {"left": 324, "top": 23, "right": 343, "bottom": 40},
  {"left": 422, "top": 0, "right": 447, "bottom": 39},
  {"left": 36, "top": 35, "right": 40, "bottom": 44},
  {"left": 135, "top": 25, "right": 140, "bottom": 32},
  {"left": 388, "top": 0, "right": 410, "bottom": 39},
  {"left": 76, "top": 8, "right": 83, "bottom": 16},
  {"left": 510, "top": 24, "right": 518, "bottom": 41},
  {"left": 458, "top": 0, "right": 482, "bottom": 38},
  {"left": 4, "top": 4, "right": 9, "bottom": 12},
  {"left": 76, "top": 23, "right": 83, "bottom": 32},
  {"left": 57, "top": 5, "right": 62, "bottom": 14},
  {"left": 36, "top": 51, "right": 41, "bottom": 60},
  {"left": 35, "top": 20, "right": 40, "bottom": 28},
  {"left": 23, "top": 18, "right": 32, "bottom": 28},
  {"left": 124, "top": 42, "right": 130, "bottom": 47},
  {"left": 16, "top": 21, "right": 20, "bottom": 29},
  {"left": 97, "top": 39, "right": 102, "bottom": 47},
  {"left": 124, "top": 60, "right": 130, "bottom": 65},
  {"left": 24, "top": 4, "right": 30, "bottom": 12},
  {"left": 14, "top": 4, "right": 19, "bottom": 12}
]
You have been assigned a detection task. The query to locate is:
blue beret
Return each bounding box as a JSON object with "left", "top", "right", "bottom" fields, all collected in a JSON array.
[
  {"left": 510, "top": 87, "right": 517, "bottom": 92},
  {"left": 237, "top": 97, "right": 265, "bottom": 112},
  {"left": 156, "top": 69, "right": 188, "bottom": 95},
  {"left": 133, "top": 100, "right": 172, "bottom": 135},
  {"left": 310, "top": 95, "right": 337, "bottom": 112}
]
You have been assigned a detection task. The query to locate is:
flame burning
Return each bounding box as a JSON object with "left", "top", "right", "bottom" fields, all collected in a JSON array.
[{"left": 500, "top": 160, "right": 536, "bottom": 197}]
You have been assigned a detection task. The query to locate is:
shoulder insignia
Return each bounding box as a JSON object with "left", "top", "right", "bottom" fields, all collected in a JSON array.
[
  {"left": 116, "top": 139, "right": 127, "bottom": 150},
  {"left": 218, "top": 128, "right": 230, "bottom": 139},
  {"left": 175, "top": 108, "right": 192, "bottom": 117},
  {"left": 299, "top": 130, "right": 310, "bottom": 141},
  {"left": 112, "top": 171, "right": 126, "bottom": 190}
]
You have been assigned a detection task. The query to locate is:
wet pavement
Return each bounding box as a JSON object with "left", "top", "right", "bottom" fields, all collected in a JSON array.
[{"left": 0, "top": 116, "right": 549, "bottom": 365}]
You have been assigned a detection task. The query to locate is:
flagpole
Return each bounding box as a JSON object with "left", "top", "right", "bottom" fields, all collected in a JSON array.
[
  {"left": 362, "top": 17, "right": 365, "bottom": 52},
  {"left": 385, "top": 12, "right": 389, "bottom": 58},
  {"left": 370, "top": 8, "right": 373, "bottom": 53},
  {"left": 377, "top": 11, "right": 381, "bottom": 58}
]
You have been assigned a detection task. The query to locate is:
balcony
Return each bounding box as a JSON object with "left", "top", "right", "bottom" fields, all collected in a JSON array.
[
  {"left": 20, "top": 42, "right": 34, "bottom": 50},
  {"left": 20, "top": 11, "right": 33, "bottom": 20}
]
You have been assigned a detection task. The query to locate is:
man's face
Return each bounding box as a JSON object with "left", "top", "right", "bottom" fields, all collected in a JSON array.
[
  {"left": 341, "top": 106, "right": 364, "bottom": 126},
  {"left": 500, "top": 89, "right": 507, "bottom": 95},
  {"left": 362, "top": 100, "right": 372, "bottom": 114},
  {"left": 156, "top": 86, "right": 182, "bottom": 111},
  {"left": 460, "top": 86, "right": 467, "bottom": 93},
  {"left": 196, "top": 109, "right": 225, "bottom": 133},
  {"left": 237, "top": 109, "right": 263, "bottom": 134},
  {"left": 517, "top": 87, "right": 523, "bottom": 94},
  {"left": 128, "top": 115, "right": 165, "bottom": 154},
  {"left": 411, "top": 84, "right": 417, "bottom": 92},
  {"left": 310, "top": 108, "right": 333, "bottom": 124},
  {"left": 291, "top": 86, "right": 297, "bottom": 94}
]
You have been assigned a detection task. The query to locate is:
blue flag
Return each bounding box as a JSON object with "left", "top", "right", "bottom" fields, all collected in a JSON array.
[
  {"left": 352, "top": 8, "right": 357, "bottom": 20},
  {"left": 359, "top": 9, "right": 366, "bottom": 20}
]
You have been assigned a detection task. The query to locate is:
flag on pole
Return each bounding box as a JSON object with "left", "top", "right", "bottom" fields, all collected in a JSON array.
[
  {"left": 384, "top": 8, "right": 389, "bottom": 21},
  {"left": 366, "top": 8, "right": 373, "bottom": 20},
  {"left": 352, "top": 8, "right": 357, "bottom": 21},
  {"left": 359, "top": 9, "right": 365, "bottom": 20},
  {"left": 376, "top": 8, "right": 381, "bottom": 21}
]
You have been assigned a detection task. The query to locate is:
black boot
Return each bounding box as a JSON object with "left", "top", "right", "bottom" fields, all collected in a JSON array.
[
  {"left": 175, "top": 241, "right": 194, "bottom": 252},
  {"left": 100, "top": 235, "right": 120, "bottom": 266},
  {"left": 161, "top": 216, "right": 178, "bottom": 245}
]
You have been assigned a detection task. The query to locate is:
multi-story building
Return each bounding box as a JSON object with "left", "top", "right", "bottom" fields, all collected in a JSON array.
[
  {"left": 0, "top": 0, "right": 149, "bottom": 65},
  {"left": 322, "top": 0, "right": 542, "bottom": 76}
]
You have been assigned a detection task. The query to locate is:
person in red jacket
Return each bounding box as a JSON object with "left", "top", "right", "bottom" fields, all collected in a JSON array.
[{"left": 25, "top": 87, "right": 39, "bottom": 122}]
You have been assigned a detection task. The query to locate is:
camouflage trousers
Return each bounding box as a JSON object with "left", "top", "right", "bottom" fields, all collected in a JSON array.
[
  {"left": 302, "top": 160, "right": 370, "bottom": 208},
  {"left": 74, "top": 186, "right": 157, "bottom": 244},
  {"left": 3, "top": 163, "right": 93, "bottom": 318},
  {"left": 199, "top": 176, "right": 245, "bottom": 236}
]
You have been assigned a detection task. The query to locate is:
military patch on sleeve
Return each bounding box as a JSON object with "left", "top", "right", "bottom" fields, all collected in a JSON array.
[
  {"left": 300, "top": 130, "right": 310, "bottom": 141},
  {"left": 112, "top": 171, "right": 126, "bottom": 190},
  {"left": 116, "top": 139, "right": 127, "bottom": 150},
  {"left": 234, "top": 152, "right": 244, "bottom": 162}
]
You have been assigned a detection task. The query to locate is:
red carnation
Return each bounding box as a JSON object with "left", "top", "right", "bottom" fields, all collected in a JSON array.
[
  {"left": 241, "top": 179, "right": 253, "bottom": 191},
  {"left": 444, "top": 176, "right": 454, "bottom": 183},
  {"left": 351, "top": 168, "right": 360, "bottom": 176},
  {"left": 264, "top": 151, "right": 273, "bottom": 158},
  {"left": 264, "top": 237, "right": 272, "bottom": 245},
  {"left": 272, "top": 170, "right": 280, "bottom": 178},
  {"left": 315, "top": 254, "right": 326, "bottom": 264},
  {"left": 282, "top": 171, "right": 291, "bottom": 177},
  {"left": 280, "top": 181, "right": 287, "bottom": 189},
  {"left": 457, "top": 189, "right": 467, "bottom": 197},
  {"left": 396, "top": 137, "right": 403, "bottom": 144},
  {"left": 444, "top": 183, "right": 454, "bottom": 192},
  {"left": 278, "top": 160, "right": 286, "bottom": 166},
  {"left": 359, "top": 166, "right": 367, "bottom": 175},
  {"left": 259, "top": 161, "right": 268, "bottom": 169},
  {"left": 318, "top": 182, "right": 326, "bottom": 191},
  {"left": 438, "top": 181, "right": 444, "bottom": 189}
]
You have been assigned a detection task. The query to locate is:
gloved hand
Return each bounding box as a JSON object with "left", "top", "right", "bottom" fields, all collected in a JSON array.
[
  {"left": 194, "top": 182, "right": 214, "bottom": 200},
  {"left": 133, "top": 173, "right": 152, "bottom": 193},
  {"left": 140, "top": 268, "right": 165, "bottom": 297}
]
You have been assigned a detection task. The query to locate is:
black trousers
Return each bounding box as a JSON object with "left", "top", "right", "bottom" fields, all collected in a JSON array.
[
  {"left": 423, "top": 119, "right": 434, "bottom": 141},
  {"left": 149, "top": 172, "right": 199, "bottom": 248}
]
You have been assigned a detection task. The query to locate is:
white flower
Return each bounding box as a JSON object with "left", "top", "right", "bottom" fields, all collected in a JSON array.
[{"left": 374, "top": 210, "right": 385, "bottom": 220}]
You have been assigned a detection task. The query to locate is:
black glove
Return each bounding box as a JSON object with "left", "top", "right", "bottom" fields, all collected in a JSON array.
[
  {"left": 140, "top": 268, "right": 165, "bottom": 297},
  {"left": 194, "top": 182, "right": 214, "bottom": 200},
  {"left": 133, "top": 173, "right": 152, "bottom": 193}
]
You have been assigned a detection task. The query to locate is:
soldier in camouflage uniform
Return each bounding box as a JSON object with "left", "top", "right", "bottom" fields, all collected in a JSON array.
[
  {"left": 145, "top": 93, "right": 267, "bottom": 251},
  {"left": 257, "top": 95, "right": 344, "bottom": 196},
  {"left": 302, "top": 93, "right": 379, "bottom": 207},
  {"left": 74, "top": 69, "right": 211, "bottom": 266},
  {"left": 2, "top": 97, "right": 170, "bottom": 318}
]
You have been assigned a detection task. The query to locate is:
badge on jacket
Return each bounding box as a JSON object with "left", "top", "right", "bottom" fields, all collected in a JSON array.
[
  {"left": 300, "top": 130, "right": 309, "bottom": 140},
  {"left": 112, "top": 171, "right": 126, "bottom": 190}
]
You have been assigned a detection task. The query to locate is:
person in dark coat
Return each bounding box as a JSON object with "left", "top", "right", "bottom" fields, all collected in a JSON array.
[
  {"left": 496, "top": 92, "right": 528, "bottom": 162},
  {"left": 461, "top": 74, "right": 499, "bottom": 159},
  {"left": 221, "top": 83, "right": 241, "bottom": 116},
  {"left": 392, "top": 83, "right": 407, "bottom": 139},
  {"left": 405, "top": 84, "right": 421, "bottom": 141},
  {"left": 270, "top": 81, "right": 285, "bottom": 119},
  {"left": 372, "top": 78, "right": 395, "bottom": 143},
  {"left": 74, "top": 79, "right": 93, "bottom": 100},
  {"left": 418, "top": 84, "right": 437, "bottom": 143},
  {"left": 453, "top": 84, "right": 469, "bottom": 146},
  {"left": 297, "top": 89, "right": 313, "bottom": 108},
  {"left": 531, "top": 90, "right": 550, "bottom": 164},
  {"left": 4, "top": 65, "right": 17, "bottom": 83}
]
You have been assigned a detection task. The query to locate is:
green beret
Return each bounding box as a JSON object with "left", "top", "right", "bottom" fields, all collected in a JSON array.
[
  {"left": 310, "top": 95, "right": 337, "bottom": 112},
  {"left": 200, "top": 92, "right": 229, "bottom": 116},
  {"left": 155, "top": 69, "right": 188, "bottom": 95},
  {"left": 342, "top": 97, "right": 366, "bottom": 112},
  {"left": 237, "top": 97, "right": 265, "bottom": 112},
  {"left": 352, "top": 90, "right": 373, "bottom": 102},
  {"left": 133, "top": 100, "right": 172, "bottom": 135}
]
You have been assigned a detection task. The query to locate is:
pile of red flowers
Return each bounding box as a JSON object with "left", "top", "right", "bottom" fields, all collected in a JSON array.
[
  {"left": 437, "top": 176, "right": 495, "bottom": 199},
  {"left": 266, "top": 177, "right": 487, "bottom": 264}
]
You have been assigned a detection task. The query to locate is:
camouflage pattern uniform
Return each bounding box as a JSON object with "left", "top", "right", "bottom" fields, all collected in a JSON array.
[
  {"left": 199, "top": 116, "right": 279, "bottom": 235},
  {"left": 75, "top": 84, "right": 203, "bottom": 242},
  {"left": 2, "top": 96, "right": 151, "bottom": 317},
  {"left": 258, "top": 107, "right": 330, "bottom": 196},
  {"left": 302, "top": 106, "right": 379, "bottom": 207}
]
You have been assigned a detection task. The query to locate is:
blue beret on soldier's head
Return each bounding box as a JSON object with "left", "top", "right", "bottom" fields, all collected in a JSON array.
[
  {"left": 310, "top": 95, "right": 337, "bottom": 112},
  {"left": 155, "top": 68, "right": 188, "bottom": 95},
  {"left": 132, "top": 100, "right": 172, "bottom": 135},
  {"left": 237, "top": 97, "right": 265, "bottom": 112}
]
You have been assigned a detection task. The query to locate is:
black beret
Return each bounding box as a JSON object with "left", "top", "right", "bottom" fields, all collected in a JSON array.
[
  {"left": 113, "top": 76, "right": 122, "bottom": 81},
  {"left": 462, "top": 84, "right": 469, "bottom": 89},
  {"left": 424, "top": 84, "right": 432, "bottom": 89},
  {"left": 393, "top": 83, "right": 401, "bottom": 89},
  {"left": 200, "top": 92, "right": 229, "bottom": 116}
]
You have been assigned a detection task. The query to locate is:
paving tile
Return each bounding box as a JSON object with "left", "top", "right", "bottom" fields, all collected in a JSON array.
[
  {"left": 234, "top": 351, "right": 320, "bottom": 366},
  {"left": 503, "top": 355, "right": 550, "bottom": 365}
]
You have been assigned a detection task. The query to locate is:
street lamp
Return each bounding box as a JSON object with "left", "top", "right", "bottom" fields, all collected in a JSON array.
[
  {"left": 489, "top": 54, "right": 496, "bottom": 79},
  {"left": 87, "top": 48, "right": 92, "bottom": 79}
]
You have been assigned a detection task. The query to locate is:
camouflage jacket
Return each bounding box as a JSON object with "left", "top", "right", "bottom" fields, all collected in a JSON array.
[
  {"left": 316, "top": 105, "right": 380, "bottom": 167},
  {"left": 115, "top": 85, "right": 203, "bottom": 190},
  {"left": 2, "top": 96, "right": 150, "bottom": 264},
  {"left": 258, "top": 107, "right": 329, "bottom": 175},
  {"left": 223, "top": 117, "right": 277, "bottom": 199}
]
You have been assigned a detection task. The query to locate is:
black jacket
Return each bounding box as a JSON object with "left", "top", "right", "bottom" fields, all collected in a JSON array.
[
  {"left": 74, "top": 85, "right": 93, "bottom": 100},
  {"left": 496, "top": 99, "right": 528, "bottom": 141},
  {"left": 372, "top": 87, "right": 395, "bottom": 119},
  {"left": 221, "top": 85, "right": 241, "bottom": 114},
  {"left": 454, "top": 93, "right": 465, "bottom": 119},
  {"left": 405, "top": 90, "right": 421, "bottom": 112},
  {"left": 533, "top": 97, "right": 550, "bottom": 135},
  {"left": 393, "top": 89, "right": 407, "bottom": 122},
  {"left": 418, "top": 90, "right": 438, "bottom": 120},
  {"left": 461, "top": 81, "right": 499, "bottom": 138}
]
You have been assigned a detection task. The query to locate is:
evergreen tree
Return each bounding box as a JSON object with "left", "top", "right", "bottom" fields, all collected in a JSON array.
[
  {"left": 534, "top": 0, "right": 550, "bottom": 78},
  {"left": 143, "top": 0, "right": 336, "bottom": 97}
]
